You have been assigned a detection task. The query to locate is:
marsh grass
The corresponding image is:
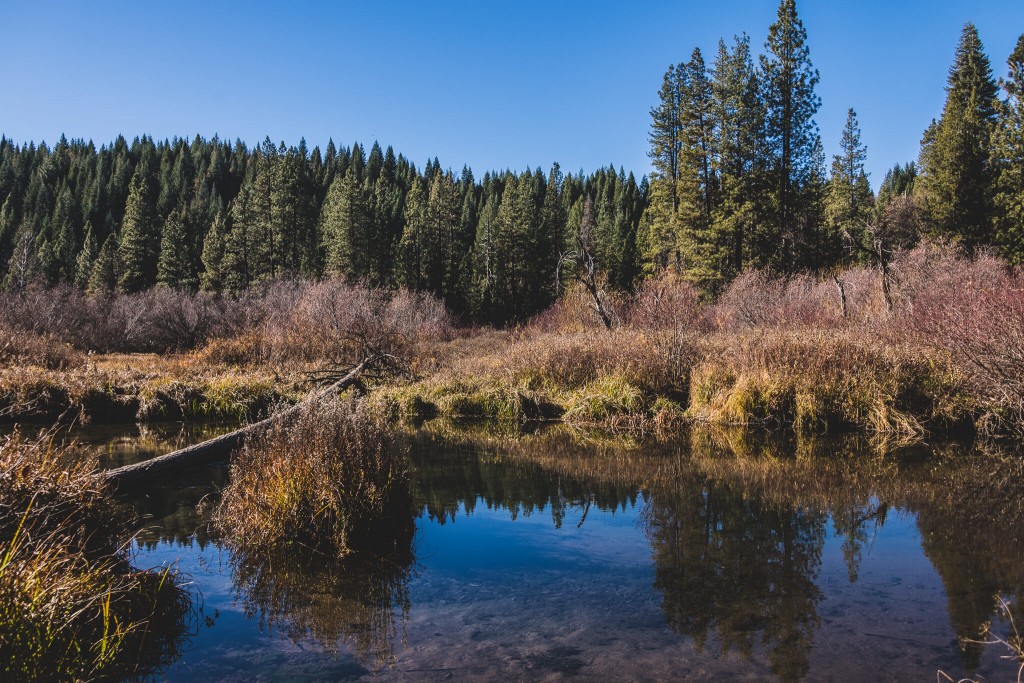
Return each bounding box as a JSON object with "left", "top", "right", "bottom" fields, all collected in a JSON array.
[
  {"left": 0, "top": 431, "right": 194, "bottom": 681},
  {"left": 213, "top": 397, "right": 410, "bottom": 557},
  {"left": 0, "top": 355, "right": 295, "bottom": 424}
]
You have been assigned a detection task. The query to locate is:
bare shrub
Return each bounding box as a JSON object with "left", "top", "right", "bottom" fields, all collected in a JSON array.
[
  {"left": 712, "top": 270, "right": 840, "bottom": 331},
  {"left": 886, "top": 244, "right": 1024, "bottom": 429},
  {"left": 263, "top": 280, "right": 455, "bottom": 368},
  {"left": 0, "top": 279, "right": 454, "bottom": 362},
  {"left": 622, "top": 272, "right": 704, "bottom": 331},
  {"left": 529, "top": 283, "right": 622, "bottom": 333},
  {"left": 0, "top": 329, "right": 83, "bottom": 369}
]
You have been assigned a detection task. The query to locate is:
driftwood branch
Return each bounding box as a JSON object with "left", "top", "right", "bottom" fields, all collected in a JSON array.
[{"left": 102, "top": 359, "right": 371, "bottom": 488}]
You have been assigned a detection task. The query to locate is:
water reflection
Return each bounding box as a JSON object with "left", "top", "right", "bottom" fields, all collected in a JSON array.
[
  {"left": 229, "top": 544, "right": 415, "bottom": 669},
  {"left": 644, "top": 482, "right": 824, "bottom": 682},
  {"left": 412, "top": 421, "right": 1024, "bottom": 680},
  {"left": 101, "top": 418, "right": 1024, "bottom": 680}
]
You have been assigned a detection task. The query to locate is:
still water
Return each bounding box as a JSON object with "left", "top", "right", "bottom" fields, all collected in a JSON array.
[{"left": 88, "top": 422, "right": 1024, "bottom": 681}]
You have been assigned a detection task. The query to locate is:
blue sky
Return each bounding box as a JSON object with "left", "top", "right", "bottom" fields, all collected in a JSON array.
[{"left": 3, "top": 1, "right": 1022, "bottom": 188}]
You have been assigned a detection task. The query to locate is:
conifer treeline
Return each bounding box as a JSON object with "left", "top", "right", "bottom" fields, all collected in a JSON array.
[
  {"left": 2, "top": 0, "right": 1023, "bottom": 321},
  {"left": 0, "top": 133, "right": 644, "bottom": 324},
  {"left": 643, "top": 0, "right": 1024, "bottom": 290}
]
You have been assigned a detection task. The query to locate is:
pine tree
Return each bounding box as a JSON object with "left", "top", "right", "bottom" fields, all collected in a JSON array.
[
  {"left": 368, "top": 176, "right": 401, "bottom": 285},
  {"left": 677, "top": 48, "right": 725, "bottom": 290},
  {"left": 644, "top": 64, "right": 684, "bottom": 270},
  {"left": 397, "top": 178, "right": 428, "bottom": 290},
  {"left": 712, "top": 33, "right": 766, "bottom": 280},
  {"left": 248, "top": 140, "right": 278, "bottom": 282},
  {"left": 470, "top": 192, "right": 500, "bottom": 320},
  {"left": 222, "top": 182, "right": 255, "bottom": 293},
  {"left": 876, "top": 162, "right": 917, "bottom": 211},
  {"left": 88, "top": 233, "right": 119, "bottom": 294},
  {"left": 0, "top": 196, "right": 16, "bottom": 279},
  {"left": 992, "top": 33, "right": 1024, "bottom": 263},
  {"left": 200, "top": 211, "right": 227, "bottom": 291},
  {"left": 271, "top": 146, "right": 315, "bottom": 277},
  {"left": 760, "top": 0, "right": 823, "bottom": 271},
  {"left": 424, "top": 169, "right": 463, "bottom": 303},
  {"left": 918, "top": 23, "right": 999, "bottom": 249},
  {"left": 825, "top": 108, "right": 873, "bottom": 253},
  {"left": 117, "top": 158, "right": 159, "bottom": 292},
  {"left": 157, "top": 210, "right": 197, "bottom": 290},
  {"left": 492, "top": 172, "right": 542, "bottom": 322},
  {"left": 321, "top": 170, "right": 370, "bottom": 278},
  {"left": 4, "top": 222, "right": 37, "bottom": 291},
  {"left": 75, "top": 223, "right": 98, "bottom": 288}
]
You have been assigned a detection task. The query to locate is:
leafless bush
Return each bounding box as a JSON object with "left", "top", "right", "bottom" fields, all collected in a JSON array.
[
  {"left": 711, "top": 270, "right": 841, "bottom": 331},
  {"left": 888, "top": 245, "right": 1024, "bottom": 429},
  {"left": 622, "top": 272, "right": 705, "bottom": 331},
  {"left": 529, "top": 283, "right": 624, "bottom": 333},
  {"left": 0, "top": 329, "right": 83, "bottom": 369},
  {"left": 0, "top": 279, "right": 454, "bottom": 361},
  {"left": 263, "top": 280, "right": 455, "bottom": 369}
]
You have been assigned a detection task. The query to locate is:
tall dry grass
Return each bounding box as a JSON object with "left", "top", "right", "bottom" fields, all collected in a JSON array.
[
  {"left": 213, "top": 397, "right": 410, "bottom": 556},
  {"left": 0, "top": 431, "right": 194, "bottom": 681}
]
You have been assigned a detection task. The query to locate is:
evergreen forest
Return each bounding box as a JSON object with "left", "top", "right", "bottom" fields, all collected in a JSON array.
[{"left": 1, "top": 0, "right": 1022, "bottom": 324}]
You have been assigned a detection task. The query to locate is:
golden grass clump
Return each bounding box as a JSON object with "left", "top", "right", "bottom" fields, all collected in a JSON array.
[
  {"left": 214, "top": 397, "right": 410, "bottom": 556},
  {"left": 687, "top": 330, "right": 973, "bottom": 435},
  {"left": 0, "top": 432, "right": 193, "bottom": 681}
]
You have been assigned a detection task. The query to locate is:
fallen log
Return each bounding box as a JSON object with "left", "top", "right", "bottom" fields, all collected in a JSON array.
[{"left": 103, "top": 360, "right": 369, "bottom": 488}]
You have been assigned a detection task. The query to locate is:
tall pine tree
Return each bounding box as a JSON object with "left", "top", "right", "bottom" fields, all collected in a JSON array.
[
  {"left": 992, "top": 33, "right": 1024, "bottom": 262},
  {"left": 760, "top": 0, "right": 823, "bottom": 271},
  {"left": 825, "top": 108, "right": 873, "bottom": 253},
  {"left": 918, "top": 23, "right": 999, "bottom": 249}
]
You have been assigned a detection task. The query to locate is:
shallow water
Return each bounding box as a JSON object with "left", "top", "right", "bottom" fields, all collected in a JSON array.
[{"left": 100, "top": 425, "right": 1024, "bottom": 681}]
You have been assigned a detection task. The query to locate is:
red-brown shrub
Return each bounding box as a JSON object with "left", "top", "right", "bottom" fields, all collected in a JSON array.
[{"left": 621, "top": 272, "right": 705, "bottom": 331}]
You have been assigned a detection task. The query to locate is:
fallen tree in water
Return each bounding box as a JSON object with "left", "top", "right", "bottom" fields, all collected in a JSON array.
[{"left": 103, "top": 359, "right": 371, "bottom": 487}]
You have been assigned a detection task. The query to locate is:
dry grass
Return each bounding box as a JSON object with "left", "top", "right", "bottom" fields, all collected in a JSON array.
[
  {"left": 0, "top": 431, "right": 194, "bottom": 681},
  {"left": 0, "top": 353, "right": 295, "bottom": 424},
  {"left": 4, "top": 241, "right": 1024, "bottom": 439},
  {"left": 687, "top": 329, "right": 972, "bottom": 434},
  {"left": 0, "top": 329, "right": 84, "bottom": 371},
  {"left": 213, "top": 397, "right": 410, "bottom": 557}
]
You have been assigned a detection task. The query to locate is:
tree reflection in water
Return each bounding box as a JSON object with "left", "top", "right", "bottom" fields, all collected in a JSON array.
[
  {"left": 118, "top": 420, "right": 1024, "bottom": 680},
  {"left": 229, "top": 540, "right": 416, "bottom": 669},
  {"left": 643, "top": 482, "right": 824, "bottom": 683},
  {"left": 411, "top": 421, "right": 1024, "bottom": 681}
]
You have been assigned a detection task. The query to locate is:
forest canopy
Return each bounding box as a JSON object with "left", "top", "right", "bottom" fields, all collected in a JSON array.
[{"left": 1, "top": 0, "right": 1022, "bottom": 324}]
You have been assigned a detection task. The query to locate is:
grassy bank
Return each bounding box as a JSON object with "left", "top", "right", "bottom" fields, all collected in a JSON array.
[
  {"left": 2, "top": 243, "right": 1022, "bottom": 441},
  {"left": 0, "top": 431, "right": 194, "bottom": 681},
  {"left": 212, "top": 396, "right": 411, "bottom": 558},
  {"left": 0, "top": 353, "right": 298, "bottom": 424}
]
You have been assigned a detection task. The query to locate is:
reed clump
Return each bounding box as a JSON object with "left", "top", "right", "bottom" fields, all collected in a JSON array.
[
  {"left": 213, "top": 397, "right": 410, "bottom": 557},
  {"left": 0, "top": 432, "right": 193, "bottom": 682}
]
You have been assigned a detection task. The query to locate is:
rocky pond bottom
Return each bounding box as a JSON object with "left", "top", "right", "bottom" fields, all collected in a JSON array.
[{"left": 76, "top": 422, "right": 1024, "bottom": 682}]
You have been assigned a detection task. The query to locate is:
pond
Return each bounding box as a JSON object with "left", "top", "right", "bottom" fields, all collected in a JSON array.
[{"left": 79, "top": 422, "right": 1024, "bottom": 681}]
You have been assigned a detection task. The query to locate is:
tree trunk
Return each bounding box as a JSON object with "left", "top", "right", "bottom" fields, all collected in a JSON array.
[{"left": 102, "top": 360, "right": 369, "bottom": 488}]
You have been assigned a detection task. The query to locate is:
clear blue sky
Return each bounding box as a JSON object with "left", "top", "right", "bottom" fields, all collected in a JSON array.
[{"left": 3, "top": 1, "right": 1022, "bottom": 188}]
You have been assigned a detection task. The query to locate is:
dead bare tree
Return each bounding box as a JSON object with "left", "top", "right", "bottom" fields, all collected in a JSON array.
[
  {"left": 557, "top": 196, "right": 615, "bottom": 329},
  {"left": 831, "top": 274, "right": 849, "bottom": 319},
  {"left": 842, "top": 195, "right": 923, "bottom": 315}
]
